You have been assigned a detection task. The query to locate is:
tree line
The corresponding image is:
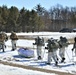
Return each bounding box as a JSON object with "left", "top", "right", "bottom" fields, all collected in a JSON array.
[{"left": 0, "top": 4, "right": 76, "bottom": 32}]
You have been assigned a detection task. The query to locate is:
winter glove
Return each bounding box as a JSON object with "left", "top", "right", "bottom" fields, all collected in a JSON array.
[{"left": 45, "top": 47, "right": 48, "bottom": 49}]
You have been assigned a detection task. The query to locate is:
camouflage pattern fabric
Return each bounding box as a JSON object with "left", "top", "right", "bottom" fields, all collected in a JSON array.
[
  {"left": 0, "top": 33, "right": 5, "bottom": 42},
  {"left": 10, "top": 32, "right": 18, "bottom": 40},
  {"left": 58, "top": 37, "right": 68, "bottom": 47},
  {"left": 35, "top": 37, "right": 44, "bottom": 46},
  {"left": 47, "top": 39, "right": 59, "bottom": 52},
  {"left": 1, "top": 32, "right": 8, "bottom": 41}
]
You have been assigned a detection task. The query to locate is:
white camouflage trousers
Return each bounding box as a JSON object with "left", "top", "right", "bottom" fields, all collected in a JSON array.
[
  {"left": 48, "top": 50, "right": 58, "bottom": 64},
  {"left": 37, "top": 45, "right": 42, "bottom": 58},
  {"left": 59, "top": 47, "right": 65, "bottom": 59},
  {"left": 74, "top": 48, "right": 76, "bottom": 56},
  {"left": 0, "top": 41, "right": 5, "bottom": 52},
  {"left": 11, "top": 40, "right": 17, "bottom": 50}
]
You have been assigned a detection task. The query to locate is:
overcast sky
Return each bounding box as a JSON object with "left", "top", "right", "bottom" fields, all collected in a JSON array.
[{"left": 0, "top": 0, "right": 76, "bottom": 10}]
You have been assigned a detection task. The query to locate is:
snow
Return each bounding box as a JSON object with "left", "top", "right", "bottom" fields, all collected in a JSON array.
[
  {"left": 0, "top": 64, "right": 55, "bottom": 75},
  {"left": 0, "top": 32, "right": 76, "bottom": 75}
]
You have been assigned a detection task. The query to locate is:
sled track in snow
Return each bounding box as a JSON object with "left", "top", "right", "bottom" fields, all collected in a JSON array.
[{"left": 0, "top": 60, "right": 74, "bottom": 75}]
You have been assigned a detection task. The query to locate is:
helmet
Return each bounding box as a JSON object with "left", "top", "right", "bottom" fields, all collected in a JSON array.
[{"left": 60, "top": 36, "right": 63, "bottom": 39}]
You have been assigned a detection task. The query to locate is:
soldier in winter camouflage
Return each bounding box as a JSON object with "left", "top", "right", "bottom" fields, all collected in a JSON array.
[
  {"left": 72, "top": 37, "right": 76, "bottom": 56},
  {"left": 58, "top": 36, "right": 69, "bottom": 63},
  {"left": 10, "top": 31, "right": 18, "bottom": 51},
  {"left": 33, "top": 36, "right": 44, "bottom": 60},
  {"left": 45, "top": 38, "right": 59, "bottom": 65},
  {"left": 1, "top": 32, "right": 8, "bottom": 47},
  {"left": 0, "top": 32, "right": 8, "bottom": 52}
]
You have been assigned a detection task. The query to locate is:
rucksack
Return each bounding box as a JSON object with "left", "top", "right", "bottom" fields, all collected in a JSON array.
[
  {"left": 10, "top": 33, "right": 18, "bottom": 40},
  {"left": 0, "top": 33, "right": 5, "bottom": 42},
  {"left": 35, "top": 37, "right": 44, "bottom": 46},
  {"left": 47, "top": 39, "right": 59, "bottom": 49},
  {"left": 59, "top": 37, "right": 68, "bottom": 47}
]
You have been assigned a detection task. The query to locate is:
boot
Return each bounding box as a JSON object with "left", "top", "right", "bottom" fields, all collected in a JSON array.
[
  {"left": 11, "top": 49, "right": 15, "bottom": 51},
  {"left": 57, "top": 58, "right": 59, "bottom": 61},
  {"left": 38, "top": 56, "right": 42, "bottom": 60},
  {"left": 55, "top": 61, "right": 58, "bottom": 66},
  {"left": 46, "top": 63, "right": 51, "bottom": 65},
  {"left": 61, "top": 57, "right": 65, "bottom": 63},
  {"left": 3, "top": 49, "right": 5, "bottom": 52}
]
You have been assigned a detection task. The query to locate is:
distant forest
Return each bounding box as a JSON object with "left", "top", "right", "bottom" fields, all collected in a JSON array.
[{"left": 0, "top": 4, "right": 76, "bottom": 32}]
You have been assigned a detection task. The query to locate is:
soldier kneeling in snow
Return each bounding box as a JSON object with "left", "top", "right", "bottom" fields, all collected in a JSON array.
[
  {"left": 33, "top": 36, "right": 44, "bottom": 60},
  {"left": 58, "top": 36, "right": 69, "bottom": 63},
  {"left": 45, "top": 38, "right": 59, "bottom": 66},
  {"left": 10, "top": 31, "right": 18, "bottom": 51}
]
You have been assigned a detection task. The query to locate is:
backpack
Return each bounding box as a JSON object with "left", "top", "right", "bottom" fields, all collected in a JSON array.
[
  {"left": 0, "top": 33, "right": 5, "bottom": 42},
  {"left": 35, "top": 37, "right": 44, "bottom": 46},
  {"left": 59, "top": 37, "right": 68, "bottom": 47},
  {"left": 10, "top": 33, "right": 18, "bottom": 40},
  {"left": 47, "top": 39, "right": 59, "bottom": 50}
]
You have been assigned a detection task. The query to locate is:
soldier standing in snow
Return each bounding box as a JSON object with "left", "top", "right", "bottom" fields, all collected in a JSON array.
[
  {"left": 10, "top": 31, "right": 18, "bottom": 51},
  {"left": 33, "top": 36, "right": 44, "bottom": 60},
  {"left": 0, "top": 32, "right": 8, "bottom": 52},
  {"left": 45, "top": 38, "right": 59, "bottom": 65},
  {"left": 1, "top": 31, "right": 8, "bottom": 48},
  {"left": 58, "top": 36, "right": 69, "bottom": 63},
  {"left": 72, "top": 37, "right": 76, "bottom": 56}
]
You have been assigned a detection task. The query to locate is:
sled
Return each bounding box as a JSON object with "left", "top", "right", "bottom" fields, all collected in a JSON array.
[{"left": 18, "top": 48, "right": 34, "bottom": 58}]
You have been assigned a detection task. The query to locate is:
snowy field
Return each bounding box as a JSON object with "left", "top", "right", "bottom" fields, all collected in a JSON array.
[
  {"left": 0, "top": 32, "right": 76, "bottom": 75},
  {"left": 0, "top": 64, "right": 56, "bottom": 75}
]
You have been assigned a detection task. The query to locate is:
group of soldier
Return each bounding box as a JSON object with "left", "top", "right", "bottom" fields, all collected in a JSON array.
[
  {"left": 33, "top": 36, "right": 76, "bottom": 66},
  {"left": 0, "top": 31, "right": 76, "bottom": 66},
  {"left": 0, "top": 31, "right": 18, "bottom": 52}
]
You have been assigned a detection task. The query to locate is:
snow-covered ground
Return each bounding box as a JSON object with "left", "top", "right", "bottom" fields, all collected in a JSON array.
[
  {"left": 0, "top": 64, "right": 56, "bottom": 75},
  {"left": 7, "top": 32, "right": 76, "bottom": 39},
  {"left": 0, "top": 32, "right": 76, "bottom": 75}
]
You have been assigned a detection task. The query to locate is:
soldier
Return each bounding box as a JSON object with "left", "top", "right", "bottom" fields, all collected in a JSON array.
[
  {"left": 72, "top": 37, "right": 76, "bottom": 56},
  {"left": 0, "top": 32, "right": 8, "bottom": 52},
  {"left": 33, "top": 36, "right": 44, "bottom": 60},
  {"left": 45, "top": 38, "right": 59, "bottom": 66},
  {"left": 1, "top": 32, "right": 8, "bottom": 48},
  {"left": 10, "top": 31, "right": 18, "bottom": 51},
  {"left": 58, "top": 36, "right": 69, "bottom": 63}
]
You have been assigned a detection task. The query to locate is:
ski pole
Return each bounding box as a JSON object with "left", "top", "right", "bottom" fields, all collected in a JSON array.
[
  {"left": 33, "top": 43, "right": 35, "bottom": 50},
  {"left": 33, "top": 44, "right": 34, "bottom": 50},
  {"left": 72, "top": 50, "right": 74, "bottom": 62},
  {"left": 42, "top": 47, "right": 45, "bottom": 60}
]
